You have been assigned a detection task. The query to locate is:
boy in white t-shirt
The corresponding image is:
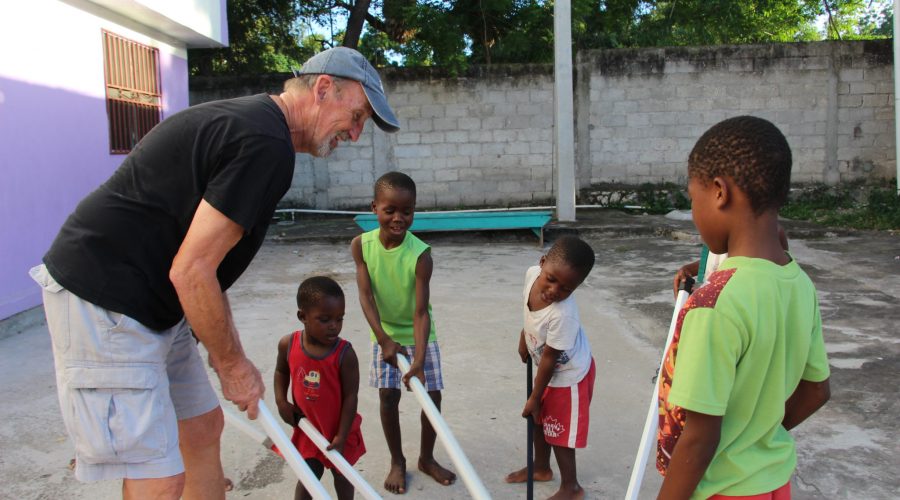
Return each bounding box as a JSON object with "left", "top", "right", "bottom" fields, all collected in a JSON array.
[{"left": 506, "top": 235, "right": 596, "bottom": 500}]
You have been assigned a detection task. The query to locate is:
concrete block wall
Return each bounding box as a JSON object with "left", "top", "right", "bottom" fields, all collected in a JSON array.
[
  {"left": 190, "top": 40, "right": 895, "bottom": 210},
  {"left": 306, "top": 69, "right": 558, "bottom": 209},
  {"left": 578, "top": 41, "right": 895, "bottom": 186}
]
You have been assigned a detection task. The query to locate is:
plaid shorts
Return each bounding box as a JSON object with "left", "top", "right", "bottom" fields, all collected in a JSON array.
[{"left": 369, "top": 341, "right": 444, "bottom": 391}]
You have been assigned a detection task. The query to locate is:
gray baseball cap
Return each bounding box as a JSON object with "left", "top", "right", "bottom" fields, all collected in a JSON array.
[{"left": 294, "top": 47, "right": 399, "bottom": 133}]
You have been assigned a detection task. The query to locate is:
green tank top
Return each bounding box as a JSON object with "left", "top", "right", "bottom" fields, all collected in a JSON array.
[{"left": 361, "top": 229, "right": 436, "bottom": 346}]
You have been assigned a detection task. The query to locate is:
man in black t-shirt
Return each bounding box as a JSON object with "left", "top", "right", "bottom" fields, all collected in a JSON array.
[{"left": 30, "top": 47, "right": 398, "bottom": 498}]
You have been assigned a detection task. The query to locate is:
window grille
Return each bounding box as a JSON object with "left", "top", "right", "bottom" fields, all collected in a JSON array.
[{"left": 102, "top": 30, "right": 162, "bottom": 154}]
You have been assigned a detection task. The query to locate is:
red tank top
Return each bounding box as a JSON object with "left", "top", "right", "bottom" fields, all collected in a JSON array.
[{"left": 288, "top": 330, "right": 365, "bottom": 467}]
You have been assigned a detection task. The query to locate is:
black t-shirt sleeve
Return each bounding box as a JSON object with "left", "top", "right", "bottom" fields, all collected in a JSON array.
[{"left": 203, "top": 135, "right": 293, "bottom": 232}]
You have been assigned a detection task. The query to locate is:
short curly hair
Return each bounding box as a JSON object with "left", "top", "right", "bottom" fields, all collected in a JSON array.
[
  {"left": 296, "top": 276, "right": 344, "bottom": 311},
  {"left": 545, "top": 235, "right": 595, "bottom": 281},
  {"left": 374, "top": 171, "right": 416, "bottom": 200},
  {"left": 688, "top": 116, "right": 792, "bottom": 214}
]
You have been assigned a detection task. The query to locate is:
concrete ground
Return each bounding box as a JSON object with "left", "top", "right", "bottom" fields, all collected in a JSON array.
[{"left": 1, "top": 209, "right": 898, "bottom": 499}]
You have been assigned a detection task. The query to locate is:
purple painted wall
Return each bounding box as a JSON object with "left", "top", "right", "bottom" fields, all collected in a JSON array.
[{"left": 0, "top": 43, "right": 188, "bottom": 321}]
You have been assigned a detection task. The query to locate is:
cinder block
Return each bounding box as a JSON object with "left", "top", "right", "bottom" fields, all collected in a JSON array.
[
  {"left": 445, "top": 131, "right": 468, "bottom": 143},
  {"left": 419, "top": 132, "right": 446, "bottom": 144},
  {"left": 397, "top": 133, "right": 421, "bottom": 145},
  {"left": 435, "top": 169, "right": 459, "bottom": 182}
]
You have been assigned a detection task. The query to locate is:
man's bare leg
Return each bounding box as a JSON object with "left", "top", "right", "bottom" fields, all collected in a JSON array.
[
  {"left": 123, "top": 475, "right": 184, "bottom": 500},
  {"left": 178, "top": 407, "right": 226, "bottom": 500}
]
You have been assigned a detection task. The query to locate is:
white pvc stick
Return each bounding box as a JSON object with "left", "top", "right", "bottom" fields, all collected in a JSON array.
[
  {"left": 223, "top": 406, "right": 271, "bottom": 448},
  {"left": 256, "top": 401, "right": 332, "bottom": 500},
  {"left": 297, "top": 418, "right": 383, "bottom": 500},
  {"left": 624, "top": 288, "right": 691, "bottom": 500},
  {"left": 395, "top": 355, "right": 492, "bottom": 500}
]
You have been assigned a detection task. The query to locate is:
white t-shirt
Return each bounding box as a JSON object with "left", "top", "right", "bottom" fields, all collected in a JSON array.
[{"left": 522, "top": 265, "right": 593, "bottom": 387}]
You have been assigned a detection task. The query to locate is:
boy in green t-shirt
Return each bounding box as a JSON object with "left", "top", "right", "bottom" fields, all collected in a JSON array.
[
  {"left": 350, "top": 172, "right": 456, "bottom": 494},
  {"left": 657, "top": 116, "right": 831, "bottom": 499}
]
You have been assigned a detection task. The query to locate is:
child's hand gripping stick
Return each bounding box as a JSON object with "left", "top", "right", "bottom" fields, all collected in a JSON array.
[{"left": 296, "top": 417, "right": 382, "bottom": 500}]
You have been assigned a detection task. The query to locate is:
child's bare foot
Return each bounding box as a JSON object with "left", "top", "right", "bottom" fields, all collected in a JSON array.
[
  {"left": 224, "top": 477, "right": 233, "bottom": 492},
  {"left": 384, "top": 460, "right": 407, "bottom": 494},
  {"left": 418, "top": 457, "right": 456, "bottom": 486},
  {"left": 504, "top": 466, "right": 553, "bottom": 483},
  {"left": 547, "top": 484, "right": 584, "bottom": 500}
]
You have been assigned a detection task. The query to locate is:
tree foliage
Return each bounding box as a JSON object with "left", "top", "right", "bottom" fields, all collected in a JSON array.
[
  {"left": 188, "top": 0, "right": 313, "bottom": 76},
  {"left": 188, "top": 0, "right": 894, "bottom": 76}
]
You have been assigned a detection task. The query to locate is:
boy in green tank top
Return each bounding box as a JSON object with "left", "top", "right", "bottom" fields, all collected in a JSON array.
[
  {"left": 350, "top": 172, "right": 456, "bottom": 494},
  {"left": 657, "top": 116, "right": 831, "bottom": 499}
]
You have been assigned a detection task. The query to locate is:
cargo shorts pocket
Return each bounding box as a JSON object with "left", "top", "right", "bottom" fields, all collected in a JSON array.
[{"left": 65, "top": 365, "right": 168, "bottom": 465}]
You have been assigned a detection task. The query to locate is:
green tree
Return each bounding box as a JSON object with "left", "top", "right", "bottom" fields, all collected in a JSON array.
[
  {"left": 189, "top": 0, "right": 891, "bottom": 75},
  {"left": 188, "top": 0, "right": 312, "bottom": 76}
]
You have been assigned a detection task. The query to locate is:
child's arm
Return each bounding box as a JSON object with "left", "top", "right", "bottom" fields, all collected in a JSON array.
[
  {"left": 657, "top": 410, "right": 722, "bottom": 500},
  {"left": 783, "top": 377, "right": 830, "bottom": 430},
  {"left": 402, "top": 250, "right": 433, "bottom": 387},
  {"left": 329, "top": 344, "right": 361, "bottom": 454},
  {"left": 518, "top": 329, "right": 528, "bottom": 363},
  {"left": 274, "top": 334, "right": 303, "bottom": 426},
  {"left": 351, "top": 236, "right": 403, "bottom": 365},
  {"left": 522, "top": 344, "right": 558, "bottom": 421}
]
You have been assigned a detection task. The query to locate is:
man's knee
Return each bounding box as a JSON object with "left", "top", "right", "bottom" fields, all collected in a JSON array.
[
  {"left": 178, "top": 407, "right": 224, "bottom": 451},
  {"left": 123, "top": 474, "right": 185, "bottom": 500}
]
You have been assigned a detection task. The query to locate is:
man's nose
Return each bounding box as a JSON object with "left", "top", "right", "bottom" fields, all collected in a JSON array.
[{"left": 349, "top": 120, "right": 365, "bottom": 141}]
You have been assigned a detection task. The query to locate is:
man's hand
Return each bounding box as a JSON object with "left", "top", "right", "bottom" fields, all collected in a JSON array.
[{"left": 216, "top": 356, "right": 265, "bottom": 420}]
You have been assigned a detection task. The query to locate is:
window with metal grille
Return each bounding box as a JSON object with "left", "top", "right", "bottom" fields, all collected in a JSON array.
[{"left": 102, "top": 30, "right": 162, "bottom": 154}]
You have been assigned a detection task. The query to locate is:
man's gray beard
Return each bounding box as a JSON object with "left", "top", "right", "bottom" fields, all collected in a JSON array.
[{"left": 316, "top": 138, "right": 335, "bottom": 158}]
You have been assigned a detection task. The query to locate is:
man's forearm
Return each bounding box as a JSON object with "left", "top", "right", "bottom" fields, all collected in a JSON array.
[{"left": 172, "top": 267, "right": 243, "bottom": 369}]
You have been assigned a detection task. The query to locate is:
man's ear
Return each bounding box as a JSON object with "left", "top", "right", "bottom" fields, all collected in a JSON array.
[
  {"left": 314, "top": 75, "right": 333, "bottom": 103},
  {"left": 712, "top": 176, "right": 730, "bottom": 209},
  {"left": 297, "top": 310, "right": 304, "bottom": 323},
  {"left": 539, "top": 255, "right": 546, "bottom": 267},
  {"left": 371, "top": 200, "right": 377, "bottom": 213}
]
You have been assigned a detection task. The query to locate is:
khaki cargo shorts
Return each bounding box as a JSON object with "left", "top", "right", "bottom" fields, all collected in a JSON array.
[{"left": 30, "top": 264, "right": 220, "bottom": 482}]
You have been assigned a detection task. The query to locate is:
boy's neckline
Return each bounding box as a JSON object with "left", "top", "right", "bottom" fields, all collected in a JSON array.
[
  {"left": 300, "top": 330, "right": 340, "bottom": 359},
  {"left": 723, "top": 251, "right": 793, "bottom": 267},
  {"left": 377, "top": 228, "right": 407, "bottom": 250}
]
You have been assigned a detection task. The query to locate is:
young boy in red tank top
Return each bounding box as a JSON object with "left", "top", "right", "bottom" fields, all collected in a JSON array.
[{"left": 274, "top": 276, "right": 366, "bottom": 500}]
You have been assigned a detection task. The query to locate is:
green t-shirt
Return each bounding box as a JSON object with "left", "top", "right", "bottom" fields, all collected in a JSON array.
[
  {"left": 663, "top": 255, "right": 830, "bottom": 498},
  {"left": 361, "top": 229, "right": 436, "bottom": 346}
]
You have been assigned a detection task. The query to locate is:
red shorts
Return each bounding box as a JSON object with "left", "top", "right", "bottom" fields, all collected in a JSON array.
[
  {"left": 708, "top": 481, "right": 791, "bottom": 500},
  {"left": 539, "top": 359, "right": 596, "bottom": 448}
]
